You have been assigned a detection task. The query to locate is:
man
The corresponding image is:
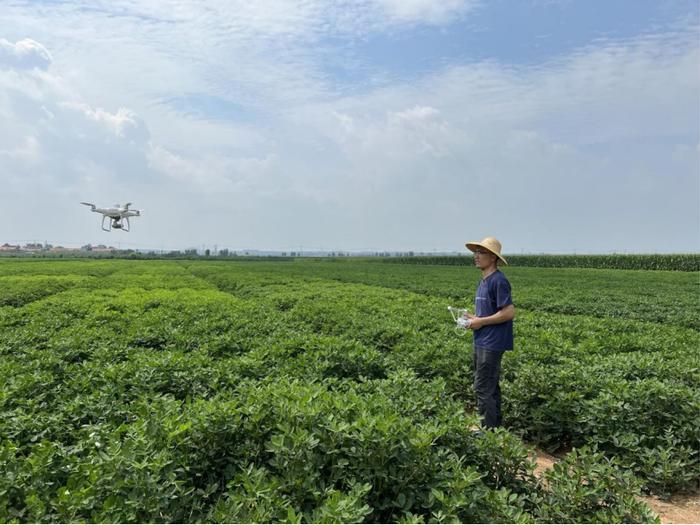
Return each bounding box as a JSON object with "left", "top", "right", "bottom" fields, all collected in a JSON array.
[{"left": 465, "top": 237, "right": 515, "bottom": 429}]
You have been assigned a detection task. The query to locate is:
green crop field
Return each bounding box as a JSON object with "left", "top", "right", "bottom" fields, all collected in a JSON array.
[{"left": 1, "top": 258, "right": 698, "bottom": 523}]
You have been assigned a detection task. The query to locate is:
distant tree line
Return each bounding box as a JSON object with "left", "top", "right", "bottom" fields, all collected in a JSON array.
[{"left": 380, "top": 254, "right": 700, "bottom": 272}]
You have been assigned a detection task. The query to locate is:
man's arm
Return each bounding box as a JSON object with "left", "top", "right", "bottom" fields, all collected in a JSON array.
[{"left": 467, "top": 304, "right": 515, "bottom": 330}]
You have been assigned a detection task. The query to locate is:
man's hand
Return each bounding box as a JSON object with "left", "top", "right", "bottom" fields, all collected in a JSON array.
[
  {"left": 466, "top": 313, "right": 484, "bottom": 330},
  {"left": 466, "top": 305, "right": 515, "bottom": 330}
]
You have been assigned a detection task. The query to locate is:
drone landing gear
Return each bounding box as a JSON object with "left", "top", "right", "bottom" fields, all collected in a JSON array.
[
  {"left": 447, "top": 306, "right": 471, "bottom": 336},
  {"left": 102, "top": 216, "right": 130, "bottom": 232}
]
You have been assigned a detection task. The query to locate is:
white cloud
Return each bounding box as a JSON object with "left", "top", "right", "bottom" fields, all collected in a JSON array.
[
  {"left": 0, "top": 134, "right": 40, "bottom": 163},
  {"left": 0, "top": 48, "right": 154, "bottom": 204},
  {"left": 375, "top": 0, "right": 476, "bottom": 25},
  {"left": 271, "top": 28, "right": 699, "bottom": 251},
  {"left": 0, "top": 0, "right": 476, "bottom": 114},
  {"left": 0, "top": 38, "right": 52, "bottom": 70},
  {"left": 326, "top": 105, "right": 459, "bottom": 169},
  {"left": 0, "top": 4, "right": 697, "bottom": 252},
  {"left": 60, "top": 102, "right": 150, "bottom": 143},
  {"left": 148, "top": 143, "right": 279, "bottom": 195}
]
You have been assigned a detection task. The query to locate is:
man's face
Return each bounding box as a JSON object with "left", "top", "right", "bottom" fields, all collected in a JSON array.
[{"left": 473, "top": 249, "right": 497, "bottom": 269}]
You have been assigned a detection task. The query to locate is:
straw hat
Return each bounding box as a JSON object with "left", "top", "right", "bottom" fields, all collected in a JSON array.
[{"left": 466, "top": 237, "right": 508, "bottom": 265}]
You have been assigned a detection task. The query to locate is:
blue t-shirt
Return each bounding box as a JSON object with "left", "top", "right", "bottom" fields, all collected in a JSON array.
[{"left": 473, "top": 270, "right": 514, "bottom": 351}]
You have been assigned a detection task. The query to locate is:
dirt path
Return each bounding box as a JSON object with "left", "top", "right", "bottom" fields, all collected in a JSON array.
[{"left": 530, "top": 448, "right": 700, "bottom": 524}]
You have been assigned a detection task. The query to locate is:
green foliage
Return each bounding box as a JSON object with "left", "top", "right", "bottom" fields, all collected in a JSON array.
[
  {"left": 0, "top": 275, "right": 96, "bottom": 307},
  {"left": 2, "top": 258, "right": 694, "bottom": 522},
  {"left": 381, "top": 253, "right": 700, "bottom": 271},
  {"left": 535, "top": 447, "right": 660, "bottom": 523}
]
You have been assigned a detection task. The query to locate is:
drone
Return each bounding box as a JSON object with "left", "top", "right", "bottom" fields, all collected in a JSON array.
[
  {"left": 81, "top": 202, "right": 142, "bottom": 232},
  {"left": 447, "top": 306, "right": 471, "bottom": 335}
]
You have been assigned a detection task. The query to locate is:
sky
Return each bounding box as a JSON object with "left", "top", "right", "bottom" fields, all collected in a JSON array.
[{"left": 1, "top": 0, "right": 698, "bottom": 254}]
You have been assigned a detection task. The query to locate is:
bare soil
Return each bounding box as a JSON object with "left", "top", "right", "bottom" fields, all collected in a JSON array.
[{"left": 530, "top": 447, "right": 700, "bottom": 524}]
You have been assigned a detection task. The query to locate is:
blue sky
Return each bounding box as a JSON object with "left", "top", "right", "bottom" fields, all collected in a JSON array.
[
  {"left": 0, "top": 0, "right": 698, "bottom": 253},
  {"left": 351, "top": 0, "right": 697, "bottom": 72}
]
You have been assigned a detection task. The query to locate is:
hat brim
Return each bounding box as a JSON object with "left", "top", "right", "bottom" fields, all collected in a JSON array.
[{"left": 465, "top": 242, "right": 508, "bottom": 265}]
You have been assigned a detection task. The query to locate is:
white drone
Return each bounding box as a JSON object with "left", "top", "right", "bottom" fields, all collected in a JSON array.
[
  {"left": 81, "top": 202, "right": 142, "bottom": 232},
  {"left": 447, "top": 306, "right": 471, "bottom": 335}
]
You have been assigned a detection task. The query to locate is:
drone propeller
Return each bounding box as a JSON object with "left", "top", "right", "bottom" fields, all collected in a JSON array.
[{"left": 80, "top": 202, "right": 96, "bottom": 210}]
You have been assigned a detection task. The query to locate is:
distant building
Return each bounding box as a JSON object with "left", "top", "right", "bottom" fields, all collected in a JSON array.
[
  {"left": 92, "top": 245, "right": 115, "bottom": 253},
  {"left": 0, "top": 243, "right": 20, "bottom": 251},
  {"left": 79, "top": 244, "right": 115, "bottom": 253}
]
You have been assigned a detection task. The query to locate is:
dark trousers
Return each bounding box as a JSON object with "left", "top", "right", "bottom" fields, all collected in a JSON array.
[{"left": 473, "top": 346, "right": 505, "bottom": 429}]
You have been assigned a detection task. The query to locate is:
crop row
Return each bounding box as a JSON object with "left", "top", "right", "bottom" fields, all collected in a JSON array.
[
  {"left": 0, "top": 259, "right": 676, "bottom": 522},
  {"left": 185, "top": 263, "right": 699, "bottom": 497},
  {"left": 179, "top": 259, "right": 700, "bottom": 330},
  {"left": 1, "top": 279, "right": 660, "bottom": 523},
  {"left": 2, "top": 258, "right": 697, "bottom": 329}
]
